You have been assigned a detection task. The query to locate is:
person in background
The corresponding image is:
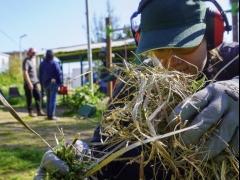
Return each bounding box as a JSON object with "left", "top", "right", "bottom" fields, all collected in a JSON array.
[
  {"left": 83, "top": 73, "right": 89, "bottom": 84},
  {"left": 93, "top": 72, "right": 98, "bottom": 84},
  {"left": 39, "top": 50, "right": 63, "bottom": 120},
  {"left": 98, "top": 71, "right": 108, "bottom": 95},
  {"left": 22, "top": 47, "right": 46, "bottom": 117},
  {"left": 84, "top": 72, "right": 98, "bottom": 84},
  {"left": 34, "top": 0, "right": 239, "bottom": 179}
]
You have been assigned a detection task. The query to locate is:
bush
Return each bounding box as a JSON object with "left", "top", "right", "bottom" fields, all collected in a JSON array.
[
  {"left": 6, "top": 97, "right": 25, "bottom": 106},
  {"left": 0, "top": 55, "right": 23, "bottom": 86},
  {"left": 0, "top": 54, "right": 25, "bottom": 106},
  {"left": 64, "top": 83, "right": 105, "bottom": 116}
]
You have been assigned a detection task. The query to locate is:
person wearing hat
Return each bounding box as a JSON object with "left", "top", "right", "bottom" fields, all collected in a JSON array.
[
  {"left": 39, "top": 50, "right": 63, "bottom": 120},
  {"left": 23, "top": 48, "right": 46, "bottom": 117},
  {"left": 34, "top": 0, "right": 239, "bottom": 179}
]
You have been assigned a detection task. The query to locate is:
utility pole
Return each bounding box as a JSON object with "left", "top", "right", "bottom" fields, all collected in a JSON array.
[
  {"left": 86, "top": 0, "right": 94, "bottom": 94},
  {"left": 228, "top": 0, "right": 239, "bottom": 42},
  {"left": 105, "top": 24, "right": 130, "bottom": 97},
  {"left": 106, "top": 17, "right": 113, "bottom": 98},
  {"left": 19, "top": 34, "right": 27, "bottom": 74},
  {"left": 231, "top": 0, "right": 239, "bottom": 42},
  {"left": 113, "top": 27, "right": 129, "bottom": 60}
]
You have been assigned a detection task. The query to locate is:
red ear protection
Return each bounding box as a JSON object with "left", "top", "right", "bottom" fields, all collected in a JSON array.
[
  {"left": 205, "top": 8, "right": 225, "bottom": 50},
  {"left": 205, "top": 7, "right": 231, "bottom": 50},
  {"left": 204, "top": 0, "right": 232, "bottom": 50}
]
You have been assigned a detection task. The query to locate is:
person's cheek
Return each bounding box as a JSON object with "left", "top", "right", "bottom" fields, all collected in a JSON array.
[
  {"left": 189, "top": 66, "right": 198, "bottom": 75},
  {"left": 188, "top": 58, "right": 206, "bottom": 74},
  {"left": 160, "top": 59, "right": 168, "bottom": 68}
]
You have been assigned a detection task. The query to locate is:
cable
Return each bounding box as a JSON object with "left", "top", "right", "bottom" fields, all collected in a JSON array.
[{"left": 0, "top": 29, "right": 19, "bottom": 47}]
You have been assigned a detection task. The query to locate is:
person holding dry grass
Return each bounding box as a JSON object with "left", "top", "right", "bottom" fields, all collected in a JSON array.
[{"left": 34, "top": 0, "right": 239, "bottom": 179}]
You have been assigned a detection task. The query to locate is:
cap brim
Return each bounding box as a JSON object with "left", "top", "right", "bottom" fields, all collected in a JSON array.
[{"left": 136, "top": 23, "right": 206, "bottom": 54}]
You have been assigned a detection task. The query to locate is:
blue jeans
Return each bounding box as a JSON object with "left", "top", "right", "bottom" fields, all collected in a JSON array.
[{"left": 44, "top": 83, "right": 58, "bottom": 116}]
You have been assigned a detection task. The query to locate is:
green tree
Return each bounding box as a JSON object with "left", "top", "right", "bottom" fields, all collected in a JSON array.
[
  {"left": 230, "top": 0, "right": 239, "bottom": 42},
  {"left": 91, "top": 0, "right": 132, "bottom": 43},
  {"left": 8, "top": 55, "right": 23, "bottom": 83},
  {"left": 0, "top": 54, "right": 23, "bottom": 92}
]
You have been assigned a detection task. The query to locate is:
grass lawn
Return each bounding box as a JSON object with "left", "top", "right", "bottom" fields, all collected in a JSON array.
[
  {"left": 0, "top": 148, "right": 44, "bottom": 180},
  {"left": 0, "top": 105, "right": 98, "bottom": 180}
]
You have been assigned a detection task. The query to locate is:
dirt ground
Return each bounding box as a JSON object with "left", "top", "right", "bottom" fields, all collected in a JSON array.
[{"left": 0, "top": 105, "right": 98, "bottom": 151}]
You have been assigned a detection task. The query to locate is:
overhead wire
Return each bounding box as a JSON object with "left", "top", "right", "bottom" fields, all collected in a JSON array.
[{"left": 0, "top": 29, "right": 19, "bottom": 48}]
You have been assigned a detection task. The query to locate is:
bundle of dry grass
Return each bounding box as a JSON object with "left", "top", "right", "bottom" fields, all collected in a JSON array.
[
  {"left": 0, "top": 53, "right": 238, "bottom": 179},
  {"left": 81, "top": 54, "right": 238, "bottom": 180}
]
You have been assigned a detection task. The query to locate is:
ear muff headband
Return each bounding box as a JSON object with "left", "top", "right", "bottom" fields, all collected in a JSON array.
[
  {"left": 138, "top": 0, "right": 153, "bottom": 12},
  {"left": 203, "top": 0, "right": 232, "bottom": 32},
  {"left": 130, "top": 0, "right": 153, "bottom": 46}
]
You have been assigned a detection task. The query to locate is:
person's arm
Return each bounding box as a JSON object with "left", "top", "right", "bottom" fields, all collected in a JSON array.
[
  {"left": 55, "top": 62, "right": 63, "bottom": 86},
  {"left": 216, "top": 42, "right": 239, "bottom": 80},
  {"left": 23, "top": 70, "right": 33, "bottom": 90},
  {"left": 39, "top": 63, "right": 43, "bottom": 87},
  {"left": 34, "top": 62, "right": 139, "bottom": 179},
  {"left": 23, "top": 60, "right": 33, "bottom": 90}
]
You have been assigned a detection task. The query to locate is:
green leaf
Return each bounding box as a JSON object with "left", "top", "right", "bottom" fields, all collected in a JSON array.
[{"left": 189, "top": 75, "right": 206, "bottom": 92}]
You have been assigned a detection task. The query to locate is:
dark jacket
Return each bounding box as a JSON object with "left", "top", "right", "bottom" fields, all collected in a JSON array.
[
  {"left": 39, "top": 60, "right": 63, "bottom": 88},
  {"left": 203, "top": 42, "right": 239, "bottom": 81}
]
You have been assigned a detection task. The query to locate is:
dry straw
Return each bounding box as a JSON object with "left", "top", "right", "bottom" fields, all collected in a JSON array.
[
  {"left": 0, "top": 54, "right": 238, "bottom": 180},
  {"left": 82, "top": 54, "right": 239, "bottom": 179}
]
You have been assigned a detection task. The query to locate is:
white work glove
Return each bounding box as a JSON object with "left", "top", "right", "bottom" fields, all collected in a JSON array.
[
  {"left": 33, "top": 140, "right": 90, "bottom": 180},
  {"left": 169, "top": 77, "right": 239, "bottom": 161}
]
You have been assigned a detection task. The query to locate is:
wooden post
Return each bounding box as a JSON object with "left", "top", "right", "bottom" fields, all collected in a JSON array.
[
  {"left": 230, "top": 0, "right": 239, "bottom": 42},
  {"left": 106, "top": 17, "right": 113, "bottom": 98}
]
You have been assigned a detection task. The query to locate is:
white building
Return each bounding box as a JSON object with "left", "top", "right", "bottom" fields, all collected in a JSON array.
[
  {"left": 0, "top": 52, "right": 9, "bottom": 73},
  {"left": 71, "top": 62, "right": 98, "bottom": 88}
]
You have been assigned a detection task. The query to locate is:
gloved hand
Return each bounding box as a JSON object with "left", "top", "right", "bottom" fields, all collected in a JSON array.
[
  {"left": 33, "top": 140, "right": 90, "bottom": 180},
  {"left": 169, "top": 77, "right": 239, "bottom": 161}
]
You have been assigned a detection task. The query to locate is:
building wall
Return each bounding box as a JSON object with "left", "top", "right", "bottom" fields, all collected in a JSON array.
[
  {"left": 72, "top": 67, "right": 88, "bottom": 88},
  {"left": 0, "top": 52, "right": 10, "bottom": 73},
  {"left": 71, "top": 61, "right": 98, "bottom": 88}
]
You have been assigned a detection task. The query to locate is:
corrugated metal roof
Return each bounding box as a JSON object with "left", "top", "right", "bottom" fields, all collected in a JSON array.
[{"left": 37, "top": 38, "right": 135, "bottom": 55}]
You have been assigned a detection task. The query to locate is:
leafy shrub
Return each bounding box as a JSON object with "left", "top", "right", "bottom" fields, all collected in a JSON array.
[
  {"left": 0, "top": 55, "right": 23, "bottom": 86},
  {"left": 0, "top": 55, "right": 26, "bottom": 106},
  {"left": 64, "top": 83, "right": 105, "bottom": 116},
  {"left": 6, "top": 97, "right": 24, "bottom": 106}
]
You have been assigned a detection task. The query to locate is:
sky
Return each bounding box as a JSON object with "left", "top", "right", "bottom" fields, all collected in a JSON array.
[
  {"left": 0, "top": 0, "right": 140, "bottom": 53},
  {"left": 0, "top": 0, "right": 235, "bottom": 53},
  {"left": 0, "top": 0, "right": 235, "bottom": 75}
]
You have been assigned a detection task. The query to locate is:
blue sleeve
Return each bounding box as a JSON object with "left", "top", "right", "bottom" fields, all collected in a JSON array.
[
  {"left": 39, "top": 62, "right": 43, "bottom": 85},
  {"left": 90, "top": 125, "right": 102, "bottom": 142},
  {"left": 54, "top": 62, "right": 63, "bottom": 85}
]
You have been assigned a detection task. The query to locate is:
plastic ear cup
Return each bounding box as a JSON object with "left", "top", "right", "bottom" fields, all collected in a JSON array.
[
  {"left": 135, "top": 29, "right": 141, "bottom": 45},
  {"left": 205, "top": 8, "right": 225, "bottom": 50},
  {"left": 213, "top": 11, "right": 225, "bottom": 48}
]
